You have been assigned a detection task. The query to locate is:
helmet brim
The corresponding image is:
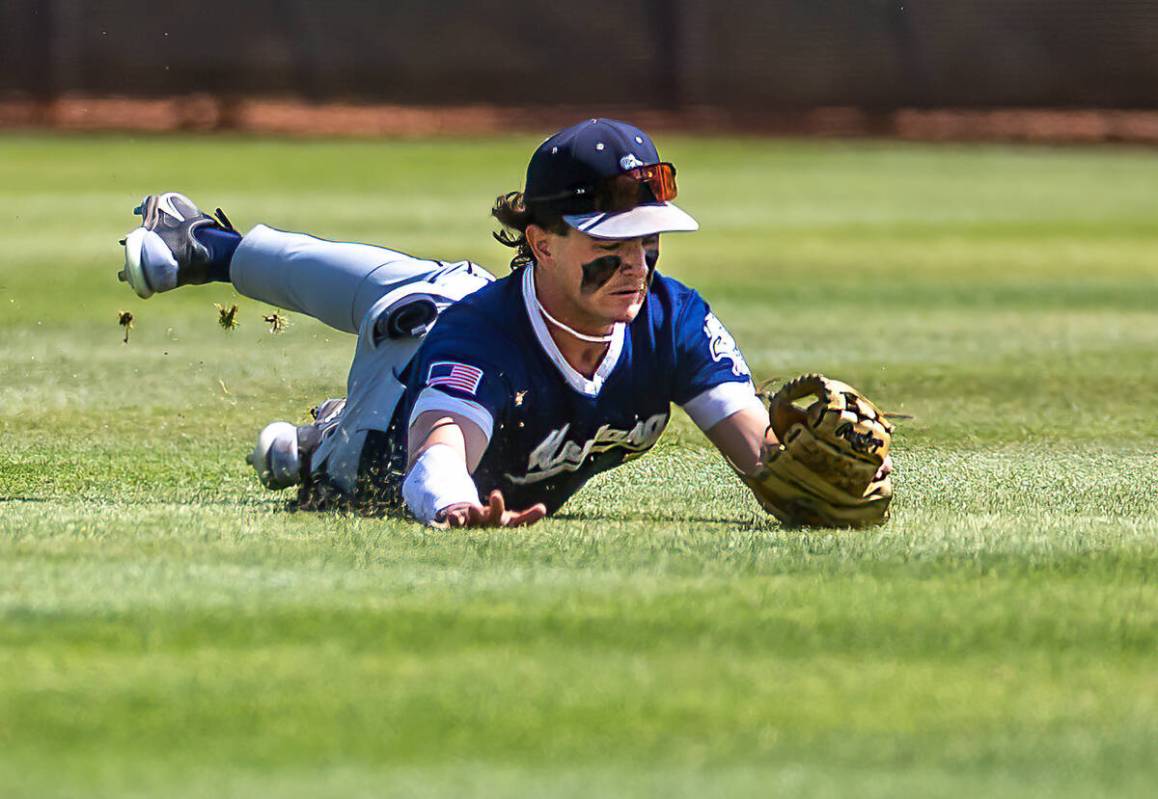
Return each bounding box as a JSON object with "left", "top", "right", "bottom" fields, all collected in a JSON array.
[{"left": 563, "top": 202, "right": 699, "bottom": 239}]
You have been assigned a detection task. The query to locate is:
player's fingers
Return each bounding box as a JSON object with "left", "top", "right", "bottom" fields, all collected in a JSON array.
[
  {"left": 489, "top": 490, "right": 507, "bottom": 517},
  {"left": 440, "top": 501, "right": 480, "bottom": 528},
  {"left": 444, "top": 508, "right": 470, "bottom": 528},
  {"left": 875, "top": 455, "right": 893, "bottom": 480},
  {"left": 457, "top": 492, "right": 498, "bottom": 527},
  {"left": 505, "top": 503, "right": 547, "bottom": 527},
  {"left": 456, "top": 505, "right": 488, "bottom": 527}
]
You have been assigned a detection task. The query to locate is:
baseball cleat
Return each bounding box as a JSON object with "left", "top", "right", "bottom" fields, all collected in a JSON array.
[
  {"left": 246, "top": 399, "right": 347, "bottom": 490},
  {"left": 247, "top": 422, "right": 303, "bottom": 490},
  {"left": 118, "top": 192, "right": 236, "bottom": 299}
]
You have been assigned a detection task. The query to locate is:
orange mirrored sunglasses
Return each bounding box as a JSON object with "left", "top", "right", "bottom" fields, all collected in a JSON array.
[
  {"left": 597, "top": 162, "right": 678, "bottom": 212},
  {"left": 528, "top": 162, "right": 678, "bottom": 213}
]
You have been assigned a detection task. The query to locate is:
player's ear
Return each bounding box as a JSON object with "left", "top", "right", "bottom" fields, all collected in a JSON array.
[{"left": 526, "top": 224, "right": 553, "bottom": 264}]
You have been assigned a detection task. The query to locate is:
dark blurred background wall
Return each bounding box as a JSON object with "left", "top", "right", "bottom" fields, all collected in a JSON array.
[{"left": 2, "top": 0, "right": 1156, "bottom": 110}]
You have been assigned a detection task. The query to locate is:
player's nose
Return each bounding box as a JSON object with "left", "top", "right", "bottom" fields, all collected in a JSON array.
[{"left": 619, "top": 241, "right": 648, "bottom": 276}]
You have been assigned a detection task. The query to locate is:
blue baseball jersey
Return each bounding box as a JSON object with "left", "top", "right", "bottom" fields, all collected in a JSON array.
[{"left": 390, "top": 265, "right": 758, "bottom": 514}]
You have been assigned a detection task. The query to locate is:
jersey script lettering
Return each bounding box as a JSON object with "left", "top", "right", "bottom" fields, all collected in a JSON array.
[{"left": 506, "top": 413, "right": 669, "bottom": 484}]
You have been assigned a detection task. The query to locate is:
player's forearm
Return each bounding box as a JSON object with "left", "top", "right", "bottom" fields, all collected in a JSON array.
[
  {"left": 403, "top": 412, "right": 490, "bottom": 525},
  {"left": 704, "top": 405, "right": 772, "bottom": 476},
  {"left": 402, "top": 442, "right": 480, "bottom": 524},
  {"left": 407, "top": 411, "right": 488, "bottom": 471}
]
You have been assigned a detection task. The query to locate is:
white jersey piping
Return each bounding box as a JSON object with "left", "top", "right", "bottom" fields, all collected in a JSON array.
[{"left": 521, "top": 264, "right": 624, "bottom": 397}]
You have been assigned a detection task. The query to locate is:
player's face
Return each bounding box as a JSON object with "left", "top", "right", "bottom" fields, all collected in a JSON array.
[{"left": 550, "top": 231, "right": 660, "bottom": 325}]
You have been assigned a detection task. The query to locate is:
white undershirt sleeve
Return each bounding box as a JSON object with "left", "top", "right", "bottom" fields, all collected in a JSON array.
[
  {"left": 680, "top": 380, "right": 764, "bottom": 431},
  {"left": 401, "top": 443, "right": 481, "bottom": 525}
]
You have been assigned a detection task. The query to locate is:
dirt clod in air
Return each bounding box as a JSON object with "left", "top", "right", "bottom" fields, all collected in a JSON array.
[
  {"left": 215, "top": 303, "right": 240, "bottom": 331},
  {"left": 117, "top": 310, "right": 134, "bottom": 343},
  {"left": 263, "top": 311, "right": 288, "bottom": 334}
]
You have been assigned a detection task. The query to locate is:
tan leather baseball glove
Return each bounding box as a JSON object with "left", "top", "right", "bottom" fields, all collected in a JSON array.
[{"left": 741, "top": 374, "right": 894, "bottom": 528}]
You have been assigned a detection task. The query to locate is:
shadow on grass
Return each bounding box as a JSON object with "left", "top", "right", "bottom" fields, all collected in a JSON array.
[{"left": 552, "top": 510, "right": 778, "bottom": 529}]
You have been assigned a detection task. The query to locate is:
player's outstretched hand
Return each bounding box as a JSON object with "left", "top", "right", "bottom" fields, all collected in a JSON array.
[
  {"left": 438, "top": 490, "right": 547, "bottom": 529},
  {"left": 876, "top": 455, "right": 893, "bottom": 481}
]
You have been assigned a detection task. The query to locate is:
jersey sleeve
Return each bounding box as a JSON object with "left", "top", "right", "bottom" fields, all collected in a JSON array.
[
  {"left": 404, "top": 327, "right": 512, "bottom": 443},
  {"left": 671, "top": 290, "right": 763, "bottom": 431}
]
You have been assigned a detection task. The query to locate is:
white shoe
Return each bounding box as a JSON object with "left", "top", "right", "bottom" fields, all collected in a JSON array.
[
  {"left": 246, "top": 399, "right": 347, "bottom": 490},
  {"left": 246, "top": 422, "right": 302, "bottom": 490},
  {"left": 118, "top": 192, "right": 235, "bottom": 299}
]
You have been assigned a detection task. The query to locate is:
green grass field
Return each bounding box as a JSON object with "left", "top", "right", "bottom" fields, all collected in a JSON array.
[{"left": 1, "top": 132, "right": 1156, "bottom": 798}]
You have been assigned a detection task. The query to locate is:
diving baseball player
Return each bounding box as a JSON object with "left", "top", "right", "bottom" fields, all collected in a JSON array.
[{"left": 118, "top": 119, "right": 892, "bottom": 528}]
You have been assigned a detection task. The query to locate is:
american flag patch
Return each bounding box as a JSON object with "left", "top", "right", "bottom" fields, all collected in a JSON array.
[{"left": 426, "top": 361, "right": 484, "bottom": 395}]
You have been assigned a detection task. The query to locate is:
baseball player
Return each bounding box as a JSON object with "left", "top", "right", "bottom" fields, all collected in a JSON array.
[{"left": 118, "top": 119, "right": 891, "bottom": 528}]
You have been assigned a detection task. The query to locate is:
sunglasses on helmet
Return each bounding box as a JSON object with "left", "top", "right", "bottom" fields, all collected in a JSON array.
[{"left": 527, "top": 162, "right": 678, "bottom": 213}]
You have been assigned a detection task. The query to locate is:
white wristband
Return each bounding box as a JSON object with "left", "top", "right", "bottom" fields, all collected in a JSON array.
[{"left": 401, "top": 443, "right": 481, "bottom": 525}]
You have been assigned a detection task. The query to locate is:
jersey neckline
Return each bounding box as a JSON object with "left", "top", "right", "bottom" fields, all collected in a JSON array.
[{"left": 521, "top": 264, "right": 625, "bottom": 397}]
